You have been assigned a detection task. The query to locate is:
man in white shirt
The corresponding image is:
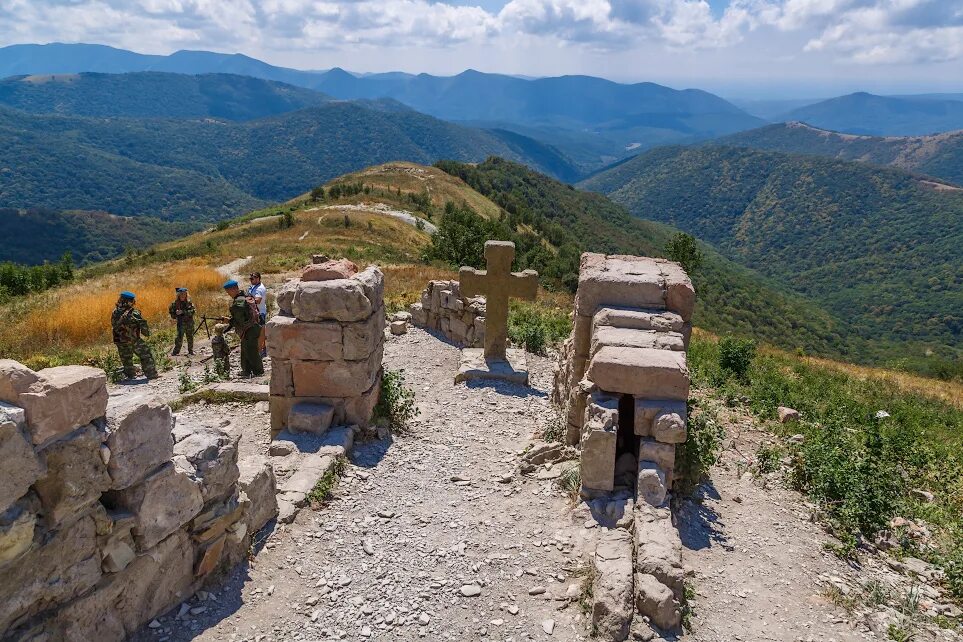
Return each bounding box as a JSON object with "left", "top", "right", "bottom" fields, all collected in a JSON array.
[{"left": 248, "top": 272, "right": 267, "bottom": 357}]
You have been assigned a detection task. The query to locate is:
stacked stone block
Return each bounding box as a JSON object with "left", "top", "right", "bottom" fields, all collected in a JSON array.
[
  {"left": 408, "top": 279, "right": 485, "bottom": 347},
  {"left": 552, "top": 253, "right": 694, "bottom": 638},
  {"left": 267, "top": 263, "right": 385, "bottom": 437},
  {"left": 0, "top": 360, "right": 278, "bottom": 640}
]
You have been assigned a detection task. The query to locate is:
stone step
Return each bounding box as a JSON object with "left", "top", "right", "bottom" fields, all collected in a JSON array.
[
  {"left": 593, "top": 306, "right": 685, "bottom": 333},
  {"left": 205, "top": 382, "right": 270, "bottom": 401},
  {"left": 586, "top": 347, "right": 689, "bottom": 400},
  {"left": 287, "top": 402, "right": 335, "bottom": 435},
  {"left": 590, "top": 326, "right": 685, "bottom": 357},
  {"left": 592, "top": 529, "right": 635, "bottom": 641}
]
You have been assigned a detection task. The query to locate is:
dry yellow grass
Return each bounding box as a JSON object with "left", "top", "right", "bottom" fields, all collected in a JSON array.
[{"left": 14, "top": 261, "right": 224, "bottom": 356}]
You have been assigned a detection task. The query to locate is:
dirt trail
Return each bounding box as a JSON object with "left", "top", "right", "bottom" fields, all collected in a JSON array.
[
  {"left": 135, "top": 328, "right": 595, "bottom": 641},
  {"left": 678, "top": 401, "right": 878, "bottom": 642}
]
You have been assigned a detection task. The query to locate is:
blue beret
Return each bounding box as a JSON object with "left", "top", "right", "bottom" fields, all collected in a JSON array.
[
  {"left": 176, "top": 287, "right": 188, "bottom": 293},
  {"left": 120, "top": 291, "right": 135, "bottom": 300},
  {"left": 222, "top": 280, "right": 239, "bottom": 289}
]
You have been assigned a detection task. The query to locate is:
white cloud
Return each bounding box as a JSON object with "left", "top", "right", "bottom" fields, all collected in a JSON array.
[{"left": 0, "top": 0, "right": 961, "bottom": 67}]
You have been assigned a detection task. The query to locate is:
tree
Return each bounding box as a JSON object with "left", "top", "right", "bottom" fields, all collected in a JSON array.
[
  {"left": 310, "top": 186, "right": 325, "bottom": 201},
  {"left": 665, "top": 232, "right": 704, "bottom": 274}
]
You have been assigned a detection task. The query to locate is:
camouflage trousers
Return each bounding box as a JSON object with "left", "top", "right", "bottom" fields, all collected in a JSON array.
[
  {"left": 115, "top": 340, "right": 157, "bottom": 379},
  {"left": 173, "top": 319, "right": 195, "bottom": 354}
]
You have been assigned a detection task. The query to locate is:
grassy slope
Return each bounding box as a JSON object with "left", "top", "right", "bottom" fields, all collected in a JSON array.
[{"left": 579, "top": 145, "right": 963, "bottom": 369}]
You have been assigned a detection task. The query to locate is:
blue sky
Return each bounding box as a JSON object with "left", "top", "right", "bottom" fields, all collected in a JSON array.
[{"left": 1, "top": 0, "right": 961, "bottom": 97}]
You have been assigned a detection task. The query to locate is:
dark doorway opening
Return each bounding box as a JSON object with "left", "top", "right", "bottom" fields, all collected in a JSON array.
[{"left": 615, "top": 393, "right": 640, "bottom": 489}]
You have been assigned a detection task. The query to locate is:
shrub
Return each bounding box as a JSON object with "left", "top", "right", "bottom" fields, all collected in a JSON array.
[
  {"left": 508, "top": 302, "right": 571, "bottom": 355},
  {"left": 718, "top": 335, "right": 756, "bottom": 380},
  {"left": 673, "top": 400, "right": 724, "bottom": 496},
  {"left": 374, "top": 369, "right": 419, "bottom": 433},
  {"left": 664, "top": 232, "right": 704, "bottom": 274}
]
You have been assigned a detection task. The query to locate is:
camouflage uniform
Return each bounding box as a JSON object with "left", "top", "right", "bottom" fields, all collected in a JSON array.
[
  {"left": 228, "top": 293, "right": 263, "bottom": 377},
  {"left": 111, "top": 297, "right": 158, "bottom": 379},
  {"left": 211, "top": 323, "right": 231, "bottom": 375},
  {"left": 168, "top": 295, "right": 196, "bottom": 355}
]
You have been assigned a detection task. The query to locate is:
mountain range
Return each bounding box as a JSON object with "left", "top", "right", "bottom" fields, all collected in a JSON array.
[
  {"left": 719, "top": 122, "right": 963, "bottom": 186},
  {"left": 781, "top": 92, "right": 963, "bottom": 136}
]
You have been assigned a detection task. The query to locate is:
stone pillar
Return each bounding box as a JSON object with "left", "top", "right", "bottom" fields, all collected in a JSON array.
[{"left": 266, "top": 260, "right": 385, "bottom": 436}]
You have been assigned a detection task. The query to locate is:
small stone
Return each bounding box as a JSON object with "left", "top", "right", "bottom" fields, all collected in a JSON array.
[
  {"left": 419, "top": 613, "right": 431, "bottom": 625},
  {"left": 542, "top": 619, "right": 555, "bottom": 634},
  {"left": 360, "top": 625, "right": 372, "bottom": 637},
  {"left": 507, "top": 605, "right": 519, "bottom": 615},
  {"left": 190, "top": 607, "right": 207, "bottom": 615},
  {"left": 148, "top": 620, "right": 161, "bottom": 629},
  {"left": 460, "top": 584, "right": 482, "bottom": 597},
  {"left": 363, "top": 538, "right": 375, "bottom": 555},
  {"left": 529, "top": 586, "right": 546, "bottom": 595},
  {"left": 378, "top": 510, "right": 395, "bottom": 519},
  {"left": 450, "top": 474, "right": 470, "bottom": 482}
]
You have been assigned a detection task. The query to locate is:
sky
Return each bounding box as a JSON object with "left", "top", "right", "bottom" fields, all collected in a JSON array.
[{"left": 1, "top": 0, "right": 962, "bottom": 97}]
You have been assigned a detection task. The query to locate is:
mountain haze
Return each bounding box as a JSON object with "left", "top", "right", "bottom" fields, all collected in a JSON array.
[{"left": 783, "top": 92, "right": 963, "bottom": 136}]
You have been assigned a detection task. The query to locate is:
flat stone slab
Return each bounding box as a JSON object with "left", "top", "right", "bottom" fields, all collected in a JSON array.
[
  {"left": 454, "top": 348, "right": 529, "bottom": 386},
  {"left": 205, "top": 382, "right": 269, "bottom": 401}
]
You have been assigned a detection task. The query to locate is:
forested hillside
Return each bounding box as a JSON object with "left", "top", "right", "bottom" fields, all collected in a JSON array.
[
  {"left": 0, "top": 209, "right": 195, "bottom": 265},
  {"left": 580, "top": 146, "right": 963, "bottom": 367},
  {"left": 719, "top": 122, "right": 963, "bottom": 186},
  {"left": 0, "top": 72, "right": 330, "bottom": 120},
  {"left": 0, "top": 100, "right": 577, "bottom": 233},
  {"left": 783, "top": 92, "right": 963, "bottom": 136},
  {"left": 437, "top": 158, "right": 851, "bottom": 357}
]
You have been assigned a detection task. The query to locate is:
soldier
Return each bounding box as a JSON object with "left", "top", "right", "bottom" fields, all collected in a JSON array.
[
  {"left": 211, "top": 323, "right": 231, "bottom": 375},
  {"left": 223, "top": 280, "right": 264, "bottom": 377},
  {"left": 111, "top": 291, "right": 158, "bottom": 380},
  {"left": 168, "top": 287, "right": 196, "bottom": 356}
]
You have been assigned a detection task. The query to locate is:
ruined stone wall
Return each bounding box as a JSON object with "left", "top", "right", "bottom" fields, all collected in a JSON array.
[
  {"left": 408, "top": 280, "right": 485, "bottom": 347},
  {"left": 0, "top": 360, "right": 278, "bottom": 641},
  {"left": 551, "top": 253, "right": 695, "bottom": 638},
  {"left": 268, "top": 263, "right": 385, "bottom": 437}
]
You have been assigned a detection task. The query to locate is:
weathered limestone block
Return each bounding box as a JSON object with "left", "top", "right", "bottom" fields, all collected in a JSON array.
[
  {"left": 355, "top": 266, "right": 385, "bottom": 311},
  {"left": 590, "top": 327, "right": 685, "bottom": 356},
  {"left": 635, "top": 504, "right": 685, "bottom": 599},
  {"left": 449, "top": 316, "right": 469, "bottom": 342},
  {"left": 634, "top": 400, "right": 687, "bottom": 443},
  {"left": 17, "top": 366, "right": 108, "bottom": 446},
  {"left": 0, "top": 359, "right": 39, "bottom": 404},
  {"left": 0, "top": 419, "right": 43, "bottom": 512},
  {"left": 659, "top": 260, "right": 696, "bottom": 322},
  {"left": 0, "top": 400, "right": 26, "bottom": 427},
  {"left": 277, "top": 452, "right": 340, "bottom": 507},
  {"left": 409, "top": 302, "right": 428, "bottom": 326},
  {"left": 100, "top": 512, "right": 137, "bottom": 573},
  {"left": 288, "top": 402, "right": 334, "bottom": 435},
  {"left": 580, "top": 395, "right": 619, "bottom": 492},
  {"left": 104, "top": 396, "right": 174, "bottom": 490},
  {"left": 292, "top": 279, "right": 374, "bottom": 323},
  {"left": 269, "top": 358, "right": 294, "bottom": 396},
  {"left": 592, "top": 528, "right": 634, "bottom": 642},
  {"left": 238, "top": 455, "right": 278, "bottom": 534},
  {"left": 190, "top": 493, "right": 243, "bottom": 544},
  {"left": 265, "top": 315, "right": 342, "bottom": 361},
  {"left": 0, "top": 496, "right": 37, "bottom": 567},
  {"left": 34, "top": 424, "right": 111, "bottom": 528},
  {"left": 173, "top": 427, "right": 240, "bottom": 503},
  {"left": 635, "top": 573, "right": 681, "bottom": 632},
  {"left": 291, "top": 344, "right": 383, "bottom": 398},
  {"left": 575, "top": 253, "right": 666, "bottom": 317},
  {"left": 390, "top": 320, "right": 408, "bottom": 335},
  {"left": 587, "top": 347, "right": 689, "bottom": 400},
  {"left": 104, "top": 462, "right": 203, "bottom": 551},
  {"left": 343, "top": 376, "right": 381, "bottom": 426},
  {"left": 573, "top": 314, "right": 593, "bottom": 358},
  {"left": 593, "top": 307, "right": 685, "bottom": 333},
  {"left": 301, "top": 258, "right": 358, "bottom": 281},
  {"left": 639, "top": 439, "right": 676, "bottom": 475},
  {"left": 343, "top": 306, "right": 385, "bottom": 360},
  {"left": 53, "top": 529, "right": 193, "bottom": 641},
  {"left": 637, "top": 462, "right": 668, "bottom": 507},
  {"left": 0, "top": 513, "right": 101, "bottom": 634},
  {"left": 276, "top": 280, "right": 297, "bottom": 315}
]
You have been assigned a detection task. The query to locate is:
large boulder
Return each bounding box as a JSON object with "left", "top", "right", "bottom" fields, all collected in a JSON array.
[
  {"left": 33, "top": 424, "right": 111, "bottom": 528},
  {"left": 172, "top": 426, "right": 240, "bottom": 503},
  {"left": 104, "top": 397, "right": 174, "bottom": 490},
  {"left": 291, "top": 266, "right": 384, "bottom": 323},
  {"left": 0, "top": 419, "right": 44, "bottom": 512},
  {"left": 103, "top": 462, "right": 203, "bottom": 551},
  {"left": 592, "top": 529, "right": 634, "bottom": 641},
  {"left": 16, "top": 366, "right": 108, "bottom": 446}
]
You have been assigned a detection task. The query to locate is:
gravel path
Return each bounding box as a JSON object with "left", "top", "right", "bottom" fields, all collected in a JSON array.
[
  {"left": 136, "top": 327, "right": 595, "bottom": 641},
  {"left": 677, "top": 399, "right": 879, "bottom": 642},
  {"left": 308, "top": 203, "right": 438, "bottom": 234}
]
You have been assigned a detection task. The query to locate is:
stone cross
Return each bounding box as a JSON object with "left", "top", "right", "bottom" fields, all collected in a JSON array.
[{"left": 460, "top": 241, "right": 538, "bottom": 360}]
